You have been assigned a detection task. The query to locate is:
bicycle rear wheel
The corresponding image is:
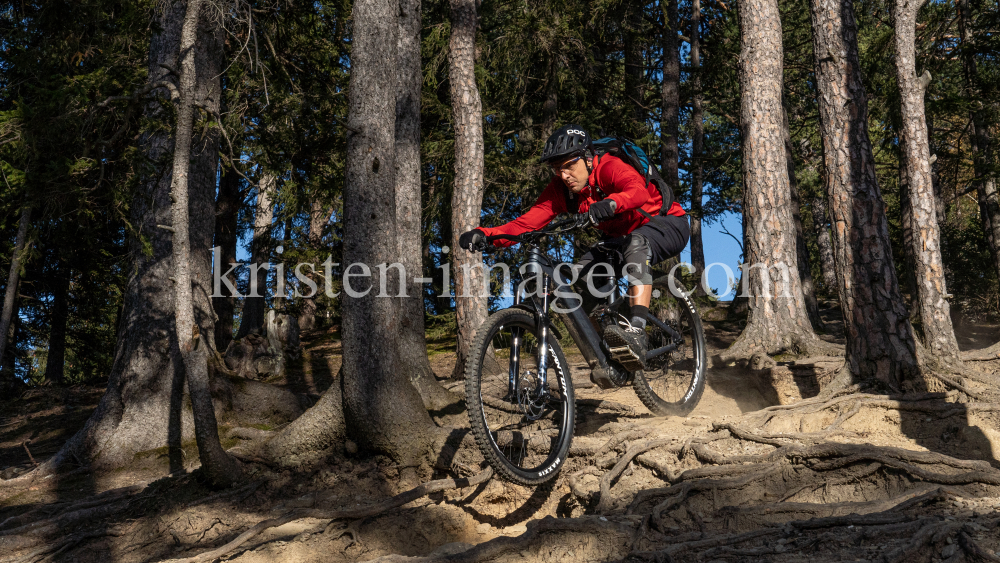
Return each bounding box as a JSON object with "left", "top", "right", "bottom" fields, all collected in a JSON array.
[
  {"left": 465, "top": 308, "right": 575, "bottom": 485},
  {"left": 633, "top": 292, "right": 707, "bottom": 416}
]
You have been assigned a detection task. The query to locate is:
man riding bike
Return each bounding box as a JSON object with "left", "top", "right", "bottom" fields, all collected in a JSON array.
[{"left": 459, "top": 124, "right": 690, "bottom": 384}]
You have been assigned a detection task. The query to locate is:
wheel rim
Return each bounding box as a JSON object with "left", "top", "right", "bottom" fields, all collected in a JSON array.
[
  {"left": 643, "top": 301, "right": 702, "bottom": 405},
  {"left": 477, "top": 319, "right": 571, "bottom": 476}
]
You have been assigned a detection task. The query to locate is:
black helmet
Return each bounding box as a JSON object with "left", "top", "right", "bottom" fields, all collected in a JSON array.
[{"left": 540, "top": 124, "right": 592, "bottom": 163}]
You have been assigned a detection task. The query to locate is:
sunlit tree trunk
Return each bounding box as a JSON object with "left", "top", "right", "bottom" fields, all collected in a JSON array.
[
  {"left": 894, "top": 0, "right": 961, "bottom": 367},
  {"left": 298, "top": 199, "right": 330, "bottom": 332},
  {"left": 689, "top": 0, "right": 706, "bottom": 280},
  {"left": 783, "top": 105, "right": 824, "bottom": 330},
  {"left": 808, "top": 0, "right": 924, "bottom": 390},
  {"left": 48, "top": 0, "right": 229, "bottom": 472},
  {"left": 661, "top": 0, "right": 680, "bottom": 200},
  {"left": 398, "top": 0, "right": 458, "bottom": 409},
  {"left": 167, "top": 0, "right": 240, "bottom": 487},
  {"left": 810, "top": 195, "right": 838, "bottom": 293},
  {"left": 340, "top": 0, "right": 439, "bottom": 464},
  {"left": 722, "top": 0, "right": 826, "bottom": 361},
  {"left": 236, "top": 173, "right": 275, "bottom": 339},
  {"left": 449, "top": 0, "right": 487, "bottom": 379}
]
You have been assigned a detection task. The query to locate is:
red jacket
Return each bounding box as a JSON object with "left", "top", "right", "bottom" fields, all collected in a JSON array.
[{"left": 480, "top": 154, "right": 686, "bottom": 247}]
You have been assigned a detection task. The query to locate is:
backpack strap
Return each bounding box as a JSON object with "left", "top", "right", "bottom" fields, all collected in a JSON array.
[{"left": 584, "top": 153, "right": 656, "bottom": 222}]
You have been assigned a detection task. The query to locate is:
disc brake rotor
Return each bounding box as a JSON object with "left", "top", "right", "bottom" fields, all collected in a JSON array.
[{"left": 516, "top": 370, "right": 548, "bottom": 420}]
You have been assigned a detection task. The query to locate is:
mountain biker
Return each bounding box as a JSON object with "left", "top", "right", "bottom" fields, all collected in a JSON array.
[{"left": 459, "top": 124, "right": 689, "bottom": 379}]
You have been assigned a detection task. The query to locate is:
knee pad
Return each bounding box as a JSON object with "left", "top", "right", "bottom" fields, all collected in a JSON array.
[{"left": 622, "top": 233, "right": 653, "bottom": 286}]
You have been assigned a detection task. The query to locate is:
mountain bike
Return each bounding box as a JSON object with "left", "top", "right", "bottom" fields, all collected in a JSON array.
[{"left": 464, "top": 213, "right": 707, "bottom": 485}]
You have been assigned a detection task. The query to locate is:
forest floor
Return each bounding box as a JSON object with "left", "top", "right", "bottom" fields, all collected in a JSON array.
[{"left": 2, "top": 303, "right": 1000, "bottom": 563}]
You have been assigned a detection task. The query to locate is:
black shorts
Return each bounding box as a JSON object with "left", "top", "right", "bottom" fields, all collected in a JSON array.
[{"left": 571, "top": 214, "right": 690, "bottom": 311}]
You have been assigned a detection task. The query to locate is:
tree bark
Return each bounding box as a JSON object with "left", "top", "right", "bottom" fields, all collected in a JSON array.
[
  {"left": 298, "top": 199, "right": 330, "bottom": 332},
  {"left": 397, "top": 0, "right": 459, "bottom": 410},
  {"left": 808, "top": 0, "right": 924, "bottom": 390},
  {"left": 722, "top": 0, "right": 827, "bottom": 361},
  {"left": 625, "top": 0, "right": 646, "bottom": 133},
  {"left": 810, "top": 194, "right": 838, "bottom": 293},
  {"left": 689, "top": 0, "right": 706, "bottom": 281},
  {"left": 0, "top": 206, "right": 30, "bottom": 370},
  {"left": 893, "top": 0, "right": 962, "bottom": 367},
  {"left": 783, "top": 105, "right": 824, "bottom": 331},
  {"left": 341, "top": 0, "right": 439, "bottom": 465},
  {"left": 958, "top": 0, "right": 1000, "bottom": 286},
  {"left": 661, "top": 0, "right": 680, "bottom": 209},
  {"left": 449, "top": 0, "right": 488, "bottom": 379},
  {"left": 44, "top": 260, "right": 71, "bottom": 383},
  {"left": 213, "top": 164, "right": 240, "bottom": 354},
  {"left": 898, "top": 157, "right": 922, "bottom": 324},
  {"left": 45, "top": 0, "right": 227, "bottom": 472},
  {"left": 167, "top": 0, "right": 240, "bottom": 487},
  {"left": 236, "top": 173, "right": 275, "bottom": 340}
]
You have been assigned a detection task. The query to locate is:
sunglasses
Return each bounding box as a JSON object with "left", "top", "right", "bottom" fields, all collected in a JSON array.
[{"left": 549, "top": 155, "right": 583, "bottom": 175}]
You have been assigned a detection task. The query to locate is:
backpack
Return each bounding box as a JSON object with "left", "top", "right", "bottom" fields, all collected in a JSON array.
[{"left": 589, "top": 136, "right": 675, "bottom": 219}]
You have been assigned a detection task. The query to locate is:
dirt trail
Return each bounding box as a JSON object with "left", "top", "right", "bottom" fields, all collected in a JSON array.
[{"left": 2, "top": 308, "right": 1000, "bottom": 563}]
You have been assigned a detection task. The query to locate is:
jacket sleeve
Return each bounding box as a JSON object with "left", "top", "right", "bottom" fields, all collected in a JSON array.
[
  {"left": 479, "top": 180, "right": 566, "bottom": 247},
  {"left": 598, "top": 157, "right": 650, "bottom": 213}
]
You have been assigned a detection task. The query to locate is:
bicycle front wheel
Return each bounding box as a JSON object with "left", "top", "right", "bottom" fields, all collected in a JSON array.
[
  {"left": 465, "top": 308, "right": 575, "bottom": 485},
  {"left": 633, "top": 292, "right": 707, "bottom": 416}
]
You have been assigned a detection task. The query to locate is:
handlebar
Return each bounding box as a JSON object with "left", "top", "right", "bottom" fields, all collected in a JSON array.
[{"left": 483, "top": 213, "right": 593, "bottom": 249}]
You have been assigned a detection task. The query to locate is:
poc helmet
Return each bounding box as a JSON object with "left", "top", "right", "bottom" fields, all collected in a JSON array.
[{"left": 540, "top": 124, "right": 592, "bottom": 163}]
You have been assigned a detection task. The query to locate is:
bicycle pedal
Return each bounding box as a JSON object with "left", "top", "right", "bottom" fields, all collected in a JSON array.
[{"left": 608, "top": 346, "right": 645, "bottom": 372}]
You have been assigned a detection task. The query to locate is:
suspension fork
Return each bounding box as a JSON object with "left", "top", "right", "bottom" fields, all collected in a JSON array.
[
  {"left": 509, "top": 293, "right": 523, "bottom": 398},
  {"left": 507, "top": 276, "right": 553, "bottom": 399},
  {"left": 535, "top": 275, "right": 551, "bottom": 397}
]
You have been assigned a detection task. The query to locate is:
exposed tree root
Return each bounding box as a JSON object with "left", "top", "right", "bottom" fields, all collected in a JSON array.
[
  {"left": 961, "top": 341, "right": 1000, "bottom": 362},
  {"left": 0, "top": 482, "right": 154, "bottom": 552},
  {"left": 595, "top": 439, "right": 679, "bottom": 513},
  {"left": 959, "top": 529, "right": 1000, "bottom": 562},
  {"left": 158, "top": 468, "right": 494, "bottom": 563},
  {"left": 10, "top": 529, "right": 125, "bottom": 563}
]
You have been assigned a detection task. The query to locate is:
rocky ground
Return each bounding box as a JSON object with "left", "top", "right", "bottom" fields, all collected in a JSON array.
[{"left": 2, "top": 304, "right": 1000, "bottom": 563}]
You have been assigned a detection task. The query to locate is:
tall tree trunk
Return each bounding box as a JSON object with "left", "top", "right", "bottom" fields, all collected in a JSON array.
[
  {"left": 236, "top": 173, "right": 275, "bottom": 339},
  {"left": 298, "top": 199, "right": 330, "bottom": 332},
  {"left": 689, "top": 0, "right": 706, "bottom": 281},
  {"left": 341, "top": 0, "right": 438, "bottom": 465},
  {"left": 397, "top": 0, "right": 459, "bottom": 410},
  {"left": 810, "top": 195, "right": 838, "bottom": 292},
  {"left": 898, "top": 157, "right": 922, "bottom": 325},
  {"left": 808, "top": 0, "right": 924, "bottom": 390},
  {"left": 783, "top": 104, "right": 825, "bottom": 331},
  {"left": 0, "top": 206, "right": 30, "bottom": 369},
  {"left": 722, "top": 0, "right": 827, "bottom": 361},
  {"left": 893, "top": 0, "right": 962, "bottom": 367},
  {"left": 44, "top": 260, "right": 71, "bottom": 383},
  {"left": 661, "top": 0, "right": 680, "bottom": 203},
  {"left": 449, "top": 0, "right": 487, "bottom": 379},
  {"left": 625, "top": 0, "right": 646, "bottom": 134},
  {"left": 45, "top": 0, "right": 227, "bottom": 472},
  {"left": 213, "top": 164, "right": 240, "bottom": 354},
  {"left": 167, "top": 0, "right": 239, "bottom": 487},
  {"left": 958, "top": 0, "right": 1000, "bottom": 286}
]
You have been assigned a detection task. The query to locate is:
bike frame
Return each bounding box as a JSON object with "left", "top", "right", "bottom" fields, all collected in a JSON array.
[{"left": 509, "top": 243, "right": 684, "bottom": 398}]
